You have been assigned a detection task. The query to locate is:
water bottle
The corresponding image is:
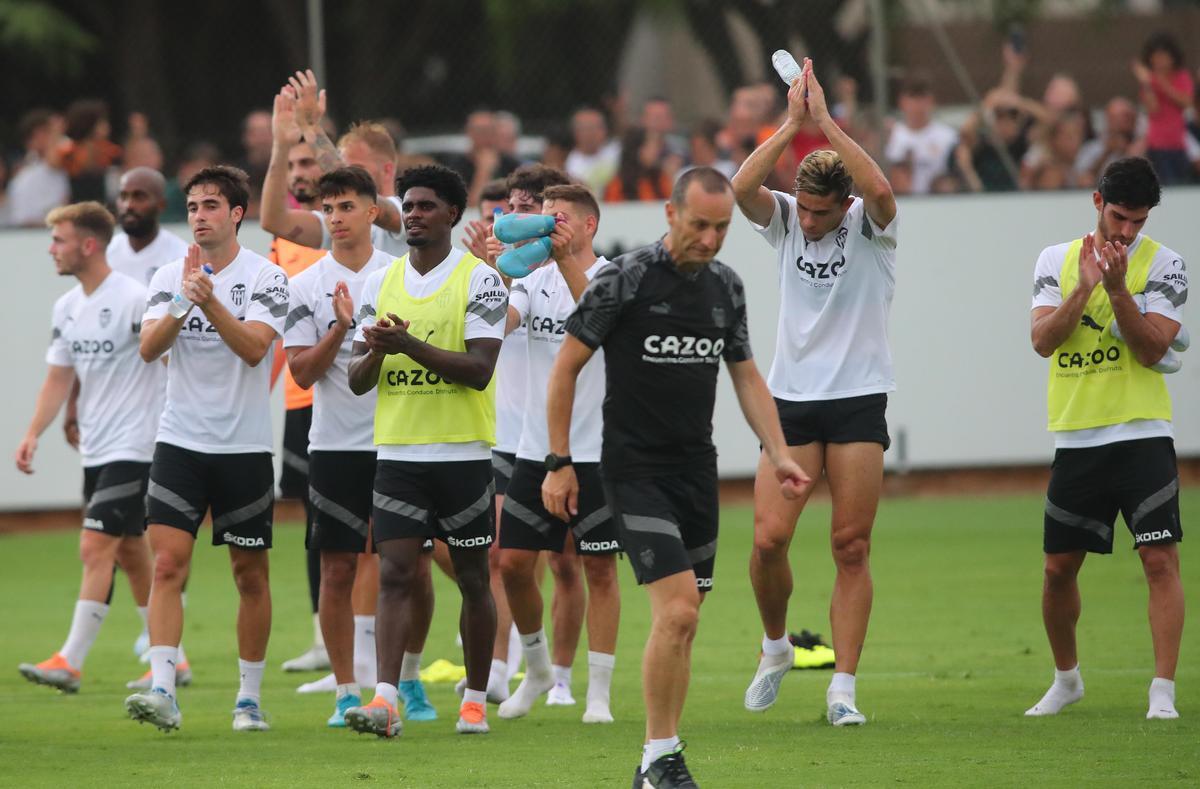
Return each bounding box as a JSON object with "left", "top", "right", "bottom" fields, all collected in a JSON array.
[
  {"left": 168, "top": 264, "right": 214, "bottom": 318},
  {"left": 772, "top": 50, "right": 802, "bottom": 85},
  {"left": 494, "top": 213, "right": 556, "bottom": 244},
  {"left": 498, "top": 237, "right": 552, "bottom": 279}
]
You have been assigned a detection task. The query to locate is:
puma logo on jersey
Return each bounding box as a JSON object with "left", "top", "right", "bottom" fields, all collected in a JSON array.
[{"left": 1081, "top": 314, "right": 1104, "bottom": 333}]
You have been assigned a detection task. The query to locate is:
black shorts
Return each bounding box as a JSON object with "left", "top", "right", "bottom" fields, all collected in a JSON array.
[
  {"left": 500, "top": 460, "right": 621, "bottom": 555},
  {"left": 1044, "top": 437, "right": 1183, "bottom": 554},
  {"left": 603, "top": 464, "right": 719, "bottom": 591},
  {"left": 373, "top": 460, "right": 494, "bottom": 549},
  {"left": 775, "top": 393, "right": 890, "bottom": 450},
  {"left": 279, "top": 406, "right": 312, "bottom": 500},
  {"left": 146, "top": 442, "right": 275, "bottom": 550},
  {"left": 492, "top": 450, "right": 516, "bottom": 496},
  {"left": 82, "top": 461, "right": 150, "bottom": 537},
  {"left": 307, "top": 450, "right": 375, "bottom": 553}
]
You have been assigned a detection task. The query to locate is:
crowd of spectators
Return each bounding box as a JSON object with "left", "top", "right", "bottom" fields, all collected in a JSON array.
[{"left": 3, "top": 33, "right": 1198, "bottom": 228}]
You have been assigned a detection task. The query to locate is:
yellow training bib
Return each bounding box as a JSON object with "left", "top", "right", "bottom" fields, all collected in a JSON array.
[
  {"left": 373, "top": 253, "right": 496, "bottom": 446},
  {"left": 1046, "top": 236, "right": 1171, "bottom": 431}
]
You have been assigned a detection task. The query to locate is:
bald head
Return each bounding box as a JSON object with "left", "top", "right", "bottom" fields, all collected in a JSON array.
[{"left": 117, "top": 167, "right": 168, "bottom": 239}]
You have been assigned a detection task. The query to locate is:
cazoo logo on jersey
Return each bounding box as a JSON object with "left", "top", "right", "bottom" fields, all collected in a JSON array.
[{"left": 642, "top": 334, "right": 724, "bottom": 364}]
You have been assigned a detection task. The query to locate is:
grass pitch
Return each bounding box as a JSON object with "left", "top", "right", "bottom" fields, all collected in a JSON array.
[{"left": 1, "top": 491, "right": 1198, "bottom": 787}]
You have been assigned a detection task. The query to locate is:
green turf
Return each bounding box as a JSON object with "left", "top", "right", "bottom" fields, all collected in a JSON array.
[{"left": 2, "top": 491, "right": 1198, "bottom": 787}]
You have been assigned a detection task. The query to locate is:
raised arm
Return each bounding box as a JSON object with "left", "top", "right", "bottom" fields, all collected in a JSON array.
[
  {"left": 732, "top": 76, "right": 809, "bottom": 227},
  {"left": 15, "top": 364, "right": 76, "bottom": 474},
  {"left": 289, "top": 69, "right": 403, "bottom": 234},
  {"left": 260, "top": 87, "right": 325, "bottom": 247},
  {"left": 803, "top": 59, "right": 895, "bottom": 230}
]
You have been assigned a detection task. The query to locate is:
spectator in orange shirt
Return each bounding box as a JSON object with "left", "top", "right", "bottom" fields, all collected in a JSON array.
[
  {"left": 59, "top": 99, "right": 122, "bottom": 204},
  {"left": 604, "top": 127, "right": 678, "bottom": 202}
]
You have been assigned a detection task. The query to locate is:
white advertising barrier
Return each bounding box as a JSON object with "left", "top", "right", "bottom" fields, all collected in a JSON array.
[{"left": 1, "top": 188, "right": 1196, "bottom": 510}]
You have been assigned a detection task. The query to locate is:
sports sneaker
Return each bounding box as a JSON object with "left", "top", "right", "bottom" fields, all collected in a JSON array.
[
  {"left": 827, "top": 699, "right": 867, "bottom": 726},
  {"left": 18, "top": 653, "right": 81, "bottom": 694},
  {"left": 232, "top": 698, "right": 270, "bottom": 731},
  {"left": 643, "top": 744, "right": 699, "bottom": 788},
  {"left": 345, "top": 696, "right": 402, "bottom": 738},
  {"left": 297, "top": 673, "right": 337, "bottom": 694},
  {"left": 328, "top": 692, "right": 361, "bottom": 728},
  {"left": 282, "top": 645, "right": 329, "bottom": 672},
  {"left": 744, "top": 651, "right": 791, "bottom": 711},
  {"left": 456, "top": 701, "right": 489, "bottom": 734},
  {"left": 399, "top": 679, "right": 437, "bottom": 721},
  {"left": 127, "top": 661, "right": 192, "bottom": 690},
  {"left": 790, "top": 630, "right": 836, "bottom": 670},
  {"left": 125, "top": 687, "right": 182, "bottom": 731},
  {"left": 546, "top": 681, "right": 576, "bottom": 706}
]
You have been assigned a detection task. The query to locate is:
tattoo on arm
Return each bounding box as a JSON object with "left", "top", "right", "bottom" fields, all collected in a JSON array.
[{"left": 311, "top": 130, "right": 343, "bottom": 173}]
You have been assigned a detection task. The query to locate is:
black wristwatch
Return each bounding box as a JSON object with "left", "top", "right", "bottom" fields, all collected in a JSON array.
[{"left": 544, "top": 453, "right": 573, "bottom": 472}]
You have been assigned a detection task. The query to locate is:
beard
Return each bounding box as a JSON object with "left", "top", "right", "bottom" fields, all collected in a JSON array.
[{"left": 121, "top": 213, "right": 156, "bottom": 238}]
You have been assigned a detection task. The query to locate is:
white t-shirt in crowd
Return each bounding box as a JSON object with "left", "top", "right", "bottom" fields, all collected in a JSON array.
[
  {"left": 7, "top": 156, "right": 69, "bottom": 226},
  {"left": 144, "top": 247, "right": 288, "bottom": 453},
  {"left": 355, "top": 248, "right": 508, "bottom": 462},
  {"left": 884, "top": 121, "right": 958, "bottom": 194},
  {"left": 509, "top": 257, "right": 609, "bottom": 463},
  {"left": 314, "top": 196, "right": 407, "bottom": 258},
  {"left": 494, "top": 324, "right": 528, "bottom": 454},
  {"left": 47, "top": 271, "right": 165, "bottom": 466},
  {"left": 1031, "top": 234, "right": 1188, "bottom": 449},
  {"left": 565, "top": 142, "right": 620, "bottom": 196},
  {"left": 754, "top": 193, "right": 898, "bottom": 402},
  {"left": 283, "top": 248, "right": 393, "bottom": 452},
  {"left": 107, "top": 229, "right": 190, "bottom": 286}
]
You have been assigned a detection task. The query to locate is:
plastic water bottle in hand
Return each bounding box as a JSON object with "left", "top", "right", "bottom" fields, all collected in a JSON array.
[
  {"left": 169, "top": 264, "right": 214, "bottom": 318},
  {"left": 498, "top": 237, "right": 553, "bottom": 279},
  {"left": 772, "top": 50, "right": 802, "bottom": 85},
  {"left": 494, "top": 213, "right": 556, "bottom": 244}
]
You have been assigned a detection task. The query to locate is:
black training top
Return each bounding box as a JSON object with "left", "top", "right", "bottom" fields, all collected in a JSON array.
[{"left": 565, "top": 240, "right": 752, "bottom": 479}]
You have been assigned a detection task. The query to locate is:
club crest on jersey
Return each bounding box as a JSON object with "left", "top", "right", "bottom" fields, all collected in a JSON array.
[
  {"left": 836, "top": 227, "right": 848, "bottom": 248},
  {"left": 230, "top": 283, "right": 246, "bottom": 306},
  {"left": 99, "top": 307, "right": 112, "bottom": 328}
]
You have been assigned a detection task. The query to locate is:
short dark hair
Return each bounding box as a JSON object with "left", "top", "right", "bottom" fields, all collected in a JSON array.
[
  {"left": 19, "top": 109, "right": 55, "bottom": 145},
  {"left": 1141, "top": 32, "right": 1184, "bottom": 70},
  {"left": 395, "top": 164, "right": 468, "bottom": 227},
  {"left": 318, "top": 165, "right": 377, "bottom": 203},
  {"left": 183, "top": 165, "right": 251, "bottom": 230},
  {"left": 479, "top": 178, "right": 509, "bottom": 207},
  {"left": 64, "top": 99, "right": 108, "bottom": 141},
  {"left": 899, "top": 71, "right": 933, "bottom": 97},
  {"left": 506, "top": 164, "right": 572, "bottom": 204},
  {"left": 1098, "top": 157, "right": 1161, "bottom": 210},
  {"left": 542, "top": 184, "right": 601, "bottom": 222},
  {"left": 671, "top": 166, "right": 733, "bottom": 206}
]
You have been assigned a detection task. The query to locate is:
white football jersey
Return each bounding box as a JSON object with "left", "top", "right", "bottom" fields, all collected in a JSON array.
[
  {"left": 47, "top": 271, "right": 165, "bottom": 466},
  {"left": 315, "top": 196, "right": 408, "bottom": 258},
  {"left": 509, "top": 258, "right": 608, "bottom": 463},
  {"left": 754, "top": 193, "right": 897, "bottom": 402},
  {"left": 107, "top": 229, "right": 189, "bottom": 287},
  {"left": 283, "top": 248, "right": 393, "bottom": 452},
  {"left": 144, "top": 247, "right": 288, "bottom": 453},
  {"left": 494, "top": 326, "right": 528, "bottom": 454}
]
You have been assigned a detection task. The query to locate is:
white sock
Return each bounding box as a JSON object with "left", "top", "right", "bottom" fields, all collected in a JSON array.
[
  {"left": 827, "top": 672, "right": 856, "bottom": 703},
  {"left": 313, "top": 612, "right": 326, "bottom": 649},
  {"left": 336, "top": 682, "right": 361, "bottom": 700},
  {"left": 488, "top": 658, "right": 509, "bottom": 693},
  {"left": 1025, "top": 665, "right": 1084, "bottom": 716},
  {"left": 506, "top": 623, "right": 523, "bottom": 679},
  {"left": 136, "top": 605, "right": 149, "bottom": 633},
  {"left": 375, "top": 681, "right": 398, "bottom": 707},
  {"left": 1148, "top": 677, "right": 1178, "bottom": 718},
  {"left": 463, "top": 688, "right": 487, "bottom": 706},
  {"left": 237, "top": 659, "right": 266, "bottom": 704},
  {"left": 59, "top": 600, "right": 108, "bottom": 670},
  {"left": 354, "top": 616, "right": 377, "bottom": 686},
  {"left": 522, "top": 630, "right": 552, "bottom": 677},
  {"left": 148, "top": 645, "right": 179, "bottom": 696},
  {"left": 641, "top": 735, "right": 681, "bottom": 772},
  {"left": 399, "top": 651, "right": 422, "bottom": 682},
  {"left": 552, "top": 664, "right": 572, "bottom": 688},
  {"left": 762, "top": 633, "right": 792, "bottom": 658},
  {"left": 586, "top": 651, "right": 614, "bottom": 708}
]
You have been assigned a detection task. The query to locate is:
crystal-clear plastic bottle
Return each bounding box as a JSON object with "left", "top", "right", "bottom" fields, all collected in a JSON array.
[{"left": 772, "top": 50, "right": 802, "bottom": 85}]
